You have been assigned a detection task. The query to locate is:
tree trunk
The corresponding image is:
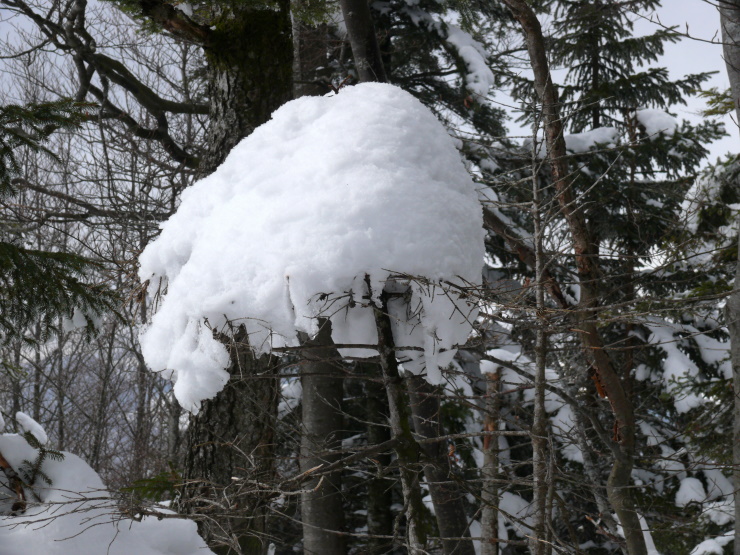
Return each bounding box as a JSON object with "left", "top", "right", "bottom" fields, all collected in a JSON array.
[
  {"left": 300, "top": 321, "right": 346, "bottom": 555},
  {"left": 719, "top": 4, "right": 740, "bottom": 554},
  {"left": 198, "top": 5, "right": 294, "bottom": 175},
  {"left": 339, "top": 0, "right": 388, "bottom": 83},
  {"left": 133, "top": 292, "right": 150, "bottom": 481},
  {"left": 180, "top": 328, "right": 279, "bottom": 555},
  {"left": 499, "top": 2, "right": 645, "bottom": 553},
  {"left": 292, "top": 8, "right": 333, "bottom": 98},
  {"left": 730, "top": 250, "right": 740, "bottom": 555},
  {"left": 372, "top": 288, "right": 426, "bottom": 554},
  {"left": 167, "top": 391, "right": 182, "bottom": 463},
  {"left": 361, "top": 362, "right": 395, "bottom": 554},
  {"left": 289, "top": 24, "right": 348, "bottom": 551},
  {"left": 178, "top": 6, "right": 294, "bottom": 554},
  {"left": 721, "top": 1, "right": 740, "bottom": 126},
  {"left": 530, "top": 140, "right": 549, "bottom": 555},
  {"left": 480, "top": 369, "right": 501, "bottom": 555},
  {"left": 406, "top": 375, "right": 475, "bottom": 555}
]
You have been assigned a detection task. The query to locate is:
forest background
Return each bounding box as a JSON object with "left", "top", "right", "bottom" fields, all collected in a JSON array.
[{"left": 0, "top": 1, "right": 739, "bottom": 555}]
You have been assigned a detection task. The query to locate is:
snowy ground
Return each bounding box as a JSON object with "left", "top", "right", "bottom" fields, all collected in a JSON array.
[{"left": 0, "top": 417, "right": 213, "bottom": 555}]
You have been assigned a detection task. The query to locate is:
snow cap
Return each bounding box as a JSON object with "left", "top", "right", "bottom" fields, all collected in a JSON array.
[
  {"left": 16, "top": 411, "right": 47, "bottom": 445},
  {"left": 139, "top": 83, "right": 484, "bottom": 412}
]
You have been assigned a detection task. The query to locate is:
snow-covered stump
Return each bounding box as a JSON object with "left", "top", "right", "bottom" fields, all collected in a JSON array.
[{"left": 138, "top": 83, "right": 484, "bottom": 552}]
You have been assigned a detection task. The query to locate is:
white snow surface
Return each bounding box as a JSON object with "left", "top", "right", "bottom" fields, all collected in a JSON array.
[
  {"left": 61, "top": 307, "right": 88, "bottom": 332},
  {"left": 444, "top": 25, "right": 495, "bottom": 97},
  {"left": 0, "top": 433, "right": 213, "bottom": 555},
  {"left": 675, "top": 477, "right": 707, "bottom": 507},
  {"left": 550, "top": 404, "right": 583, "bottom": 463},
  {"left": 15, "top": 412, "right": 47, "bottom": 445},
  {"left": 499, "top": 491, "right": 534, "bottom": 537},
  {"left": 703, "top": 498, "right": 733, "bottom": 526},
  {"left": 139, "top": 83, "right": 484, "bottom": 412},
  {"left": 565, "top": 126, "right": 619, "bottom": 153},
  {"left": 645, "top": 319, "right": 703, "bottom": 413},
  {"left": 526, "top": 126, "right": 618, "bottom": 158},
  {"left": 704, "top": 468, "right": 734, "bottom": 500},
  {"left": 636, "top": 108, "right": 678, "bottom": 138},
  {"left": 178, "top": 2, "right": 193, "bottom": 17},
  {"left": 690, "top": 532, "right": 734, "bottom": 555}
]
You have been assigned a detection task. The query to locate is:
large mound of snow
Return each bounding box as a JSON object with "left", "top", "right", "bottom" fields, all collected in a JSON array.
[
  {"left": 0, "top": 432, "right": 212, "bottom": 555},
  {"left": 139, "top": 83, "right": 484, "bottom": 412}
]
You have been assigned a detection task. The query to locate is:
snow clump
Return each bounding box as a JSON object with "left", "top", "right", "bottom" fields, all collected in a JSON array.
[
  {"left": 636, "top": 108, "right": 678, "bottom": 138},
  {"left": 139, "top": 83, "right": 484, "bottom": 413},
  {"left": 444, "top": 24, "right": 495, "bottom": 97},
  {"left": 0, "top": 431, "right": 213, "bottom": 555},
  {"left": 675, "top": 477, "right": 707, "bottom": 507},
  {"left": 565, "top": 127, "right": 619, "bottom": 153},
  {"left": 16, "top": 411, "right": 47, "bottom": 445}
]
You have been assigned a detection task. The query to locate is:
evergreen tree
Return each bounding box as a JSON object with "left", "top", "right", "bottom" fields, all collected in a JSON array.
[
  {"left": 547, "top": 0, "right": 721, "bottom": 264},
  {"left": 484, "top": 0, "right": 728, "bottom": 551},
  {"left": 0, "top": 100, "right": 115, "bottom": 343},
  {"left": 551, "top": 0, "right": 706, "bottom": 131}
]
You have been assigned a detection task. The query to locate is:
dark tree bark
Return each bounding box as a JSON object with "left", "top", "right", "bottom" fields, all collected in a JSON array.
[
  {"left": 360, "top": 362, "right": 395, "bottom": 554},
  {"left": 719, "top": 4, "right": 740, "bottom": 554},
  {"left": 0, "top": 4, "right": 293, "bottom": 552},
  {"left": 341, "top": 5, "right": 474, "bottom": 549},
  {"left": 292, "top": 8, "right": 334, "bottom": 98},
  {"left": 179, "top": 328, "right": 279, "bottom": 555},
  {"left": 530, "top": 143, "right": 549, "bottom": 555},
  {"left": 728, "top": 229, "right": 740, "bottom": 555},
  {"left": 480, "top": 371, "right": 500, "bottom": 555},
  {"left": 120, "top": 4, "right": 295, "bottom": 553},
  {"left": 338, "top": 0, "right": 388, "bottom": 83},
  {"left": 372, "top": 289, "right": 426, "bottom": 553},
  {"left": 299, "top": 321, "right": 346, "bottom": 555},
  {"left": 198, "top": 6, "right": 294, "bottom": 175},
  {"left": 721, "top": 1, "right": 740, "bottom": 126},
  {"left": 177, "top": 4, "right": 294, "bottom": 548},
  {"left": 292, "top": 15, "right": 349, "bottom": 544},
  {"left": 407, "top": 376, "right": 476, "bottom": 555},
  {"left": 499, "top": 1, "right": 645, "bottom": 553},
  {"left": 289, "top": 23, "right": 349, "bottom": 548}
]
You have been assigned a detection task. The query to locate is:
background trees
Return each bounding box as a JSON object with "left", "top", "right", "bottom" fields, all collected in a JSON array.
[{"left": 0, "top": 1, "right": 737, "bottom": 554}]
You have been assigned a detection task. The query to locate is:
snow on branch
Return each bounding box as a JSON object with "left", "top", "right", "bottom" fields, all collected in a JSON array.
[
  {"left": 138, "top": 83, "right": 484, "bottom": 413},
  {"left": 0, "top": 425, "right": 212, "bottom": 554}
]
